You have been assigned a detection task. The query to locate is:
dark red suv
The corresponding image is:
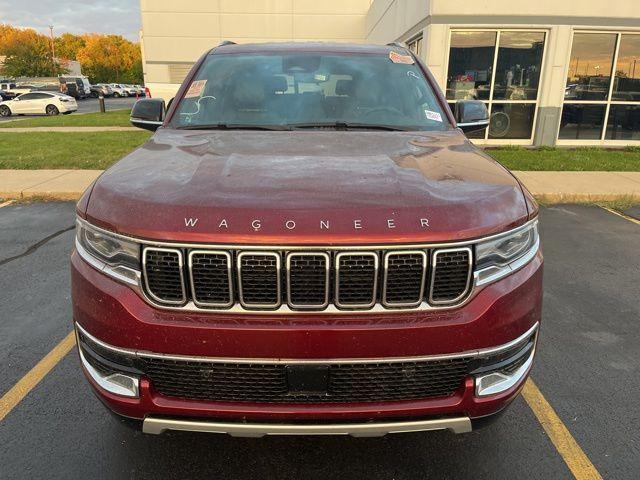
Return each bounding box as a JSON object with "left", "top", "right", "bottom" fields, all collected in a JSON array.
[{"left": 71, "top": 42, "right": 542, "bottom": 437}]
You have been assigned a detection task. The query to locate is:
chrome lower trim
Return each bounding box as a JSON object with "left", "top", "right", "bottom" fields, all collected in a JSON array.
[
  {"left": 142, "top": 416, "right": 473, "bottom": 436},
  {"left": 76, "top": 335, "right": 139, "bottom": 398},
  {"left": 475, "top": 343, "right": 536, "bottom": 397},
  {"left": 75, "top": 321, "right": 539, "bottom": 366}
]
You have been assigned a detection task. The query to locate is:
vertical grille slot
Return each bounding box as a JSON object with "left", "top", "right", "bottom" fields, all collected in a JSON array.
[
  {"left": 287, "top": 252, "right": 330, "bottom": 309},
  {"left": 382, "top": 251, "right": 428, "bottom": 307},
  {"left": 237, "top": 252, "right": 281, "bottom": 309},
  {"left": 188, "top": 250, "right": 233, "bottom": 308},
  {"left": 143, "top": 247, "right": 186, "bottom": 305},
  {"left": 430, "top": 248, "right": 472, "bottom": 304},
  {"left": 335, "top": 252, "right": 378, "bottom": 309}
]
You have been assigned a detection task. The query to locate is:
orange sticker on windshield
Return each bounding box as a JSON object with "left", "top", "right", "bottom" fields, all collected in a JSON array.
[
  {"left": 389, "top": 51, "right": 414, "bottom": 64},
  {"left": 185, "top": 79, "right": 207, "bottom": 98}
]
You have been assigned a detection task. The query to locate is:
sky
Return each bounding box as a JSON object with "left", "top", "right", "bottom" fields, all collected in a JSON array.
[{"left": 0, "top": 0, "right": 141, "bottom": 41}]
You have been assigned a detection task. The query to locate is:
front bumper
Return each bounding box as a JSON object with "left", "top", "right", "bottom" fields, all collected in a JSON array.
[{"left": 71, "top": 248, "right": 542, "bottom": 434}]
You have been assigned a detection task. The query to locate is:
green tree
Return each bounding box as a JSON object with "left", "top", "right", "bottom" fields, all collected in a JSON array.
[{"left": 1, "top": 30, "right": 64, "bottom": 77}]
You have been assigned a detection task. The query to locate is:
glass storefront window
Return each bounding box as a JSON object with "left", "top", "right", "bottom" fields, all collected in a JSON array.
[
  {"left": 558, "top": 104, "right": 606, "bottom": 140},
  {"left": 612, "top": 35, "right": 640, "bottom": 101},
  {"left": 489, "top": 103, "right": 536, "bottom": 139},
  {"left": 606, "top": 105, "right": 640, "bottom": 140},
  {"left": 446, "top": 31, "right": 496, "bottom": 101},
  {"left": 493, "top": 32, "right": 545, "bottom": 101},
  {"left": 408, "top": 36, "right": 423, "bottom": 58},
  {"left": 565, "top": 33, "right": 617, "bottom": 101}
]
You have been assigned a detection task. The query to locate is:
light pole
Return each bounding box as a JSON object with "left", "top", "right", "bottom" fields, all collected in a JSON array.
[{"left": 49, "top": 25, "right": 56, "bottom": 75}]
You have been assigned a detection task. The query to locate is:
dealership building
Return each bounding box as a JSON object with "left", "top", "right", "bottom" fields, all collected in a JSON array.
[{"left": 140, "top": 0, "right": 640, "bottom": 146}]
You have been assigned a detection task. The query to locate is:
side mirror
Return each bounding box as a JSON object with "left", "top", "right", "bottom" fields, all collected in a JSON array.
[
  {"left": 130, "top": 98, "right": 165, "bottom": 131},
  {"left": 455, "top": 100, "right": 489, "bottom": 134}
]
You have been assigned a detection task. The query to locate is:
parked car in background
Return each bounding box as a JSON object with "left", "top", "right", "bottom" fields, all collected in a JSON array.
[
  {"left": 122, "top": 84, "right": 139, "bottom": 96},
  {"left": 60, "top": 77, "right": 89, "bottom": 99},
  {"left": 0, "top": 89, "right": 16, "bottom": 100},
  {"left": 90, "top": 84, "right": 114, "bottom": 97},
  {"left": 0, "top": 91, "right": 77, "bottom": 116},
  {"left": 1, "top": 82, "right": 17, "bottom": 92},
  {"left": 108, "top": 84, "right": 129, "bottom": 97},
  {"left": 134, "top": 85, "right": 146, "bottom": 96}
]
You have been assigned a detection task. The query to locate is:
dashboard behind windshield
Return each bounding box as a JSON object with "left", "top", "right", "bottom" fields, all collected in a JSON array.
[{"left": 170, "top": 52, "right": 451, "bottom": 131}]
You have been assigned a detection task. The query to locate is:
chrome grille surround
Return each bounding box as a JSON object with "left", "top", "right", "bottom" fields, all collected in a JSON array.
[
  {"left": 286, "top": 252, "right": 330, "bottom": 310},
  {"left": 237, "top": 251, "right": 282, "bottom": 310},
  {"left": 187, "top": 250, "right": 233, "bottom": 308},
  {"left": 334, "top": 251, "right": 379, "bottom": 309},
  {"left": 429, "top": 247, "right": 473, "bottom": 305},
  {"left": 142, "top": 247, "right": 186, "bottom": 305},
  {"left": 76, "top": 217, "right": 540, "bottom": 315},
  {"left": 382, "top": 250, "right": 428, "bottom": 308}
]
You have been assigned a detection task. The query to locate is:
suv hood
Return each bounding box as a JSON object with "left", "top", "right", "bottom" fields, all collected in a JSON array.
[{"left": 85, "top": 129, "right": 529, "bottom": 244}]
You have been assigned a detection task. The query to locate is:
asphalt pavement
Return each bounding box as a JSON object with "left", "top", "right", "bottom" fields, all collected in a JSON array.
[
  {"left": 0, "top": 202, "right": 638, "bottom": 479},
  {"left": 0, "top": 97, "right": 137, "bottom": 123}
]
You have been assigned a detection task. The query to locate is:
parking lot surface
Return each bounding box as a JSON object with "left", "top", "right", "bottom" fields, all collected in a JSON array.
[
  {"left": 0, "top": 97, "right": 136, "bottom": 122},
  {"left": 0, "top": 202, "right": 638, "bottom": 479}
]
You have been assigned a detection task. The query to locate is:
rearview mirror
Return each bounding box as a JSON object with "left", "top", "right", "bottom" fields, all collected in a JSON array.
[
  {"left": 455, "top": 100, "right": 489, "bottom": 134},
  {"left": 130, "top": 98, "right": 165, "bottom": 131}
]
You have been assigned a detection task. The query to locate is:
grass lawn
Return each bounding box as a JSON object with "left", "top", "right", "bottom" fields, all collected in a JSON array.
[
  {"left": 0, "top": 109, "right": 131, "bottom": 128},
  {"left": 0, "top": 131, "right": 151, "bottom": 169},
  {"left": 488, "top": 146, "right": 640, "bottom": 171}
]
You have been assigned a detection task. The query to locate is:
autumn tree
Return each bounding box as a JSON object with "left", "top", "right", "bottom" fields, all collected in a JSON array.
[
  {"left": 0, "top": 24, "right": 63, "bottom": 77},
  {"left": 54, "top": 33, "right": 86, "bottom": 60}
]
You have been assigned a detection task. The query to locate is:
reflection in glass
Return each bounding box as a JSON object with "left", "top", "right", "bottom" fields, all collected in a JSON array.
[
  {"left": 488, "top": 103, "right": 536, "bottom": 139},
  {"left": 448, "top": 101, "right": 487, "bottom": 138},
  {"left": 606, "top": 105, "right": 640, "bottom": 140},
  {"left": 446, "top": 31, "right": 496, "bottom": 101},
  {"left": 612, "top": 35, "right": 640, "bottom": 101},
  {"left": 565, "top": 33, "right": 616, "bottom": 101},
  {"left": 493, "top": 32, "right": 545, "bottom": 101},
  {"left": 559, "top": 104, "right": 606, "bottom": 139}
]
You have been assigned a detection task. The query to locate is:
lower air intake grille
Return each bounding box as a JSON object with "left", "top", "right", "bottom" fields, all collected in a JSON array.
[
  {"left": 138, "top": 357, "right": 472, "bottom": 403},
  {"left": 430, "top": 248, "right": 472, "bottom": 304},
  {"left": 143, "top": 248, "right": 185, "bottom": 304}
]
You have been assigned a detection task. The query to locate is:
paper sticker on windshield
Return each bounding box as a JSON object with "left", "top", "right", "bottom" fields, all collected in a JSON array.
[
  {"left": 389, "top": 51, "right": 414, "bottom": 64},
  {"left": 424, "top": 110, "right": 442, "bottom": 122},
  {"left": 185, "top": 79, "right": 207, "bottom": 98}
]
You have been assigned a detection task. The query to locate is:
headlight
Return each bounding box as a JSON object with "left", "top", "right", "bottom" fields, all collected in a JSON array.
[
  {"left": 76, "top": 218, "right": 140, "bottom": 280},
  {"left": 475, "top": 220, "right": 539, "bottom": 285}
]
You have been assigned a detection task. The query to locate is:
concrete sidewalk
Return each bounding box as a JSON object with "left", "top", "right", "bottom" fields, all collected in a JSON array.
[{"left": 1, "top": 169, "right": 640, "bottom": 202}]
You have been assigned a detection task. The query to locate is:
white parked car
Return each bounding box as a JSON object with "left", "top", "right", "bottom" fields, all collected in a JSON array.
[
  {"left": 0, "top": 91, "right": 78, "bottom": 117},
  {"left": 108, "top": 84, "right": 129, "bottom": 97}
]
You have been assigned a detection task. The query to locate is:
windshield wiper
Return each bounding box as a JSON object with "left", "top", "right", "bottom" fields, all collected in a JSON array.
[
  {"left": 288, "top": 122, "right": 412, "bottom": 131},
  {"left": 177, "top": 123, "right": 290, "bottom": 131}
]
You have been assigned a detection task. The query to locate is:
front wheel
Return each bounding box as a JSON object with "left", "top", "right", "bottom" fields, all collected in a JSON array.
[
  {"left": 46, "top": 104, "right": 60, "bottom": 116},
  {"left": 114, "top": 92, "right": 121, "bottom": 98},
  {"left": 0, "top": 105, "right": 11, "bottom": 117}
]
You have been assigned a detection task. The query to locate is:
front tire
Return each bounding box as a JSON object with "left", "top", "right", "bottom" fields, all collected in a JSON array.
[
  {"left": 114, "top": 92, "right": 121, "bottom": 98},
  {"left": 46, "top": 104, "right": 60, "bottom": 116},
  {"left": 0, "top": 105, "right": 11, "bottom": 117}
]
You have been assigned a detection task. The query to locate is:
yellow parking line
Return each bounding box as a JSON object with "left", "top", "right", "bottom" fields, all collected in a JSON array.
[
  {"left": 600, "top": 206, "right": 640, "bottom": 226},
  {"left": 0, "top": 200, "right": 15, "bottom": 208},
  {"left": 0, "top": 331, "right": 75, "bottom": 423},
  {"left": 522, "top": 379, "right": 603, "bottom": 480}
]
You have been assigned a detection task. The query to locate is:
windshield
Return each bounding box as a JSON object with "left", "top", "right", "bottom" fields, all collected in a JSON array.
[{"left": 170, "top": 52, "right": 450, "bottom": 131}]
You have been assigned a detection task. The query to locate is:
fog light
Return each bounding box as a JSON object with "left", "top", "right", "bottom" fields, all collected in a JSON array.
[
  {"left": 78, "top": 346, "right": 139, "bottom": 398},
  {"left": 475, "top": 349, "right": 534, "bottom": 397}
]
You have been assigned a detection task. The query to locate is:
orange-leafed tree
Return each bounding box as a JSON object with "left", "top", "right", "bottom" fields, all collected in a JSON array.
[
  {"left": 54, "top": 32, "right": 86, "bottom": 60},
  {"left": 0, "top": 24, "right": 63, "bottom": 77},
  {"left": 76, "top": 34, "right": 143, "bottom": 83}
]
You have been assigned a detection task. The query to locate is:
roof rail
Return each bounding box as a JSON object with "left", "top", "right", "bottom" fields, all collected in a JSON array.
[
  {"left": 218, "top": 40, "right": 237, "bottom": 47},
  {"left": 387, "top": 42, "right": 407, "bottom": 49}
]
